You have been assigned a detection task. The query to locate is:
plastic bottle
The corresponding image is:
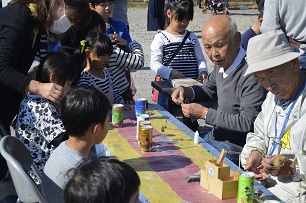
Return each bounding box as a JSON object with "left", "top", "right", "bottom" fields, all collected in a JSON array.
[{"left": 194, "top": 130, "right": 199, "bottom": 144}]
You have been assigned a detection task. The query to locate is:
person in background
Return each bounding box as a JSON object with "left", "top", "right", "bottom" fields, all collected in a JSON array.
[
  {"left": 240, "top": 7, "right": 263, "bottom": 51},
  {"left": 42, "top": 85, "right": 110, "bottom": 203},
  {"left": 64, "top": 156, "right": 141, "bottom": 203},
  {"left": 88, "top": 0, "right": 138, "bottom": 107},
  {"left": 241, "top": 30, "right": 306, "bottom": 202},
  {"left": 75, "top": 32, "right": 124, "bottom": 105},
  {"left": 260, "top": 0, "right": 306, "bottom": 69},
  {"left": 147, "top": 0, "right": 165, "bottom": 32},
  {"left": 150, "top": 0, "right": 208, "bottom": 111},
  {"left": 15, "top": 51, "right": 78, "bottom": 184},
  {"left": 88, "top": 0, "right": 131, "bottom": 53},
  {"left": 0, "top": 0, "right": 91, "bottom": 181},
  {"left": 197, "top": 0, "right": 201, "bottom": 9},
  {"left": 111, "top": 0, "right": 129, "bottom": 32},
  {"left": 172, "top": 15, "right": 267, "bottom": 165}
]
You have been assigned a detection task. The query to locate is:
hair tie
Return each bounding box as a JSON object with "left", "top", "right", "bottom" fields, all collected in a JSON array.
[{"left": 80, "top": 40, "right": 86, "bottom": 54}]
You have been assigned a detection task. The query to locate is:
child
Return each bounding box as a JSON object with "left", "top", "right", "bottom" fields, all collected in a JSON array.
[
  {"left": 75, "top": 32, "right": 124, "bottom": 106},
  {"left": 41, "top": 85, "right": 111, "bottom": 203},
  {"left": 88, "top": 0, "right": 138, "bottom": 106},
  {"left": 150, "top": 0, "right": 208, "bottom": 110},
  {"left": 88, "top": 0, "right": 131, "bottom": 53},
  {"left": 64, "top": 156, "right": 141, "bottom": 203},
  {"left": 15, "top": 51, "right": 78, "bottom": 183}
]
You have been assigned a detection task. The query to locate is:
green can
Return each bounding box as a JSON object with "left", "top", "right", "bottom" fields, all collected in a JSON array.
[
  {"left": 237, "top": 172, "right": 255, "bottom": 203},
  {"left": 112, "top": 104, "right": 124, "bottom": 128}
]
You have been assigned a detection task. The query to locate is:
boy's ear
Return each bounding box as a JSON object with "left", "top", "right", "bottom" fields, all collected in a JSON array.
[
  {"left": 49, "top": 75, "right": 55, "bottom": 83},
  {"left": 88, "top": 3, "right": 94, "bottom": 10},
  {"left": 166, "top": 9, "right": 171, "bottom": 19},
  {"left": 93, "top": 123, "right": 100, "bottom": 134}
]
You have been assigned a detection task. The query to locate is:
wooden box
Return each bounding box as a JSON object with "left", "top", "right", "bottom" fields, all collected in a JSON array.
[{"left": 200, "top": 160, "right": 239, "bottom": 200}]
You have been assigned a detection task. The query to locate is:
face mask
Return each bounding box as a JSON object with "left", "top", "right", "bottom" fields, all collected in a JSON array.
[{"left": 49, "top": 14, "right": 72, "bottom": 34}]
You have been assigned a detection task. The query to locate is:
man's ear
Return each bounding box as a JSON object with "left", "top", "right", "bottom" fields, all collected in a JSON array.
[{"left": 235, "top": 32, "right": 241, "bottom": 47}]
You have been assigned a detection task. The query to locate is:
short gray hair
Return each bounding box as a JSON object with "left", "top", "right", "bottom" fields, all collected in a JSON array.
[{"left": 228, "top": 17, "right": 238, "bottom": 42}]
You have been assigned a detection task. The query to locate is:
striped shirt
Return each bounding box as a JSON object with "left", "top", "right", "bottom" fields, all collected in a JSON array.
[
  {"left": 78, "top": 69, "right": 124, "bottom": 104},
  {"left": 150, "top": 30, "right": 207, "bottom": 80},
  {"left": 108, "top": 40, "right": 144, "bottom": 95}
]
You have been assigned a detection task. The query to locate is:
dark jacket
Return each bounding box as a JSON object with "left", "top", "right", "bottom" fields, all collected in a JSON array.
[{"left": 0, "top": 4, "right": 40, "bottom": 130}]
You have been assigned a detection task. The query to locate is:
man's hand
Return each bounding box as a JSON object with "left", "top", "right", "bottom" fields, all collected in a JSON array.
[
  {"left": 181, "top": 103, "right": 207, "bottom": 119},
  {"left": 261, "top": 155, "right": 295, "bottom": 177},
  {"left": 245, "top": 150, "right": 269, "bottom": 180},
  {"left": 172, "top": 87, "right": 185, "bottom": 104},
  {"left": 197, "top": 71, "right": 208, "bottom": 83},
  {"left": 170, "top": 70, "right": 185, "bottom": 79}
]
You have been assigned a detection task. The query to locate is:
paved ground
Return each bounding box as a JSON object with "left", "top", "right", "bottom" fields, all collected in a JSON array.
[{"left": 127, "top": 6, "right": 259, "bottom": 127}]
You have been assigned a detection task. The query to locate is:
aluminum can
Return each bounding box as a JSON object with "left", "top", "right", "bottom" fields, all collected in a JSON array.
[
  {"left": 139, "top": 121, "right": 152, "bottom": 143},
  {"left": 139, "top": 125, "right": 153, "bottom": 152},
  {"left": 135, "top": 98, "right": 147, "bottom": 117},
  {"left": 237, "top": 172, "right": 255, "bottom": 203},
  {"left": 112, "top": 104, "right": 124, "bottom": 128}
]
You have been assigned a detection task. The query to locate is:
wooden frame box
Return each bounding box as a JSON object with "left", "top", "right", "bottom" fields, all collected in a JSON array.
[{"left": 200, "top": 160, "right": 239, "bottom": 200}]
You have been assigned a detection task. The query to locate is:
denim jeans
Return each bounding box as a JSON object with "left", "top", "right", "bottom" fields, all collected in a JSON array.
[
  {"left": 157, "top": 91, "right": 168, "bottom": 110},
  {"left": 200, "top": 128, "right": 242, "bottom": 166}
]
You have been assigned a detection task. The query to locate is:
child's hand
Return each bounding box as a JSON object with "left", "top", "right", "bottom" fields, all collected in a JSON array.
[
  {"left": 170, "top": 70, "right": 185, "bottom": 79},
  {"left": 198, "top": 71, "right": 208, "bottom": 83},
  {"left": 113, "top": 32, "right": 128, "bottom": 47}
]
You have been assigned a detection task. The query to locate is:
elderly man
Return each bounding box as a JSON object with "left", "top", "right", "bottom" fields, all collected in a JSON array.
[
  {"left": 171, "top": 15, "right": 267, "bottom": 164},
  {"left": 241, "top": 30, "right": 306, "bottom": 202}
]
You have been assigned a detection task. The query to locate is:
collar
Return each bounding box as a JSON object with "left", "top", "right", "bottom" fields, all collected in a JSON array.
[{"left": 219, "top": 47, "right": 246, "bottom": 78}]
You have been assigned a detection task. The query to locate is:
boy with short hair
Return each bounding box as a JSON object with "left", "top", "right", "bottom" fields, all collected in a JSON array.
[
  {"left": 64, "top": 156, "right": 141, "bottom": 203},
  {"left": 41, "top": 85, "right": 110, "bottom": 203}
]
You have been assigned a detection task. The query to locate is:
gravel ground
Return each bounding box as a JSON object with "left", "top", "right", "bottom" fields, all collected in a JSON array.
[{"left": 128, "top": 7, "right": 260, "bottom": 103}]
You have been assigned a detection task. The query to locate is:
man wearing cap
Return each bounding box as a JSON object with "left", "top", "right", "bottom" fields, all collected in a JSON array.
[
  {"left": 171, "top": 15, "right": 267, "bottom": 165},
  {"left": 241, "top": 30, "right": 306, "bottom": 202}
]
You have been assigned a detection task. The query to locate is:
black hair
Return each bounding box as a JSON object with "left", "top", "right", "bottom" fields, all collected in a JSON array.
[
  {"left": 64, "top": 156, "right": 140, "bottom": 203},
  {"left": 61, "top": 85, "right": 110, "bottom": 137},
  {"left": 36, "top": 51, "right": 78, "bottom": 86},
  {"left": 88, "top": 0, "right": 114, "bottom": 7},
  {"left": 165, "top": 0, "right": 194, "bottom": 27},
  {"left": 74, "top": 32, "right": 113, "bottom": 74}
]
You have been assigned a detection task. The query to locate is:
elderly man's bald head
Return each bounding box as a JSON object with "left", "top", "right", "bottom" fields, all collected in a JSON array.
[
  {"left": 202, "top": 15, "right": 238, "bottom": 43},
  {"left": 201, "top": 15, "right": 240, "bottom": 70}
]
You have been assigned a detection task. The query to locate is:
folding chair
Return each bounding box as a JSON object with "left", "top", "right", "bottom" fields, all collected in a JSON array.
[{"left": 0, "top": 136, "right": 46, "bottom": 203}]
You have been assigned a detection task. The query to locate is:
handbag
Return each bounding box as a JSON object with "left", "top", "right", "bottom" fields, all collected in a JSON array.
[{"left": 152, "top": 31, "right": 190, "bottom": 102}]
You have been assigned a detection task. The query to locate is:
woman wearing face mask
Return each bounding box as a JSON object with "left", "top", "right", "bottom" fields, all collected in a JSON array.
[{"left": 0, "top": 0, "right": 91, "bottom": 180}]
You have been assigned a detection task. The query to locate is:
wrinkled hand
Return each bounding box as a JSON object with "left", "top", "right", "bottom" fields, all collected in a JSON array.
[
  {"left": 114, "top": 32, "right": 128, "bottom": 47},
  {"left": 245, "top": 151, "right": 269, "bottom": 180},
  {"left": 181, "top": 103, "right": 207, "bottom": 119},
  {"left": 262, "top": 155, "right": 294, "bottom": 177},
  {"left": 289, "top": 38, "right": 302, "bottom": 48},
  {"left": 197, "top": 71, "right": 208, "bottom": 83},
  {"left": 38, "top": 83, "right": 64, "bottom": 103},
  {"left": 170, "top": 70, "right": 185, "bottom": 79},
  {"left": 171, "top": 87, "right": 185, "bottom": 104}
]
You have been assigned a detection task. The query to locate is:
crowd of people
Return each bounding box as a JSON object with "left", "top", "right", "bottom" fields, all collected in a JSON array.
[{"left": 0, "top": 0, "right": 306, "bottom": 202}]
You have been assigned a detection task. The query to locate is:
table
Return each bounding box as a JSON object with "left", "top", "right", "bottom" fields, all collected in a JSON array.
[
  {"left": 103, "top": 103, "right": 281, "bottom": 203},
  {"left": 151, "top": 81, "right": 175, "bottom": 98}
]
